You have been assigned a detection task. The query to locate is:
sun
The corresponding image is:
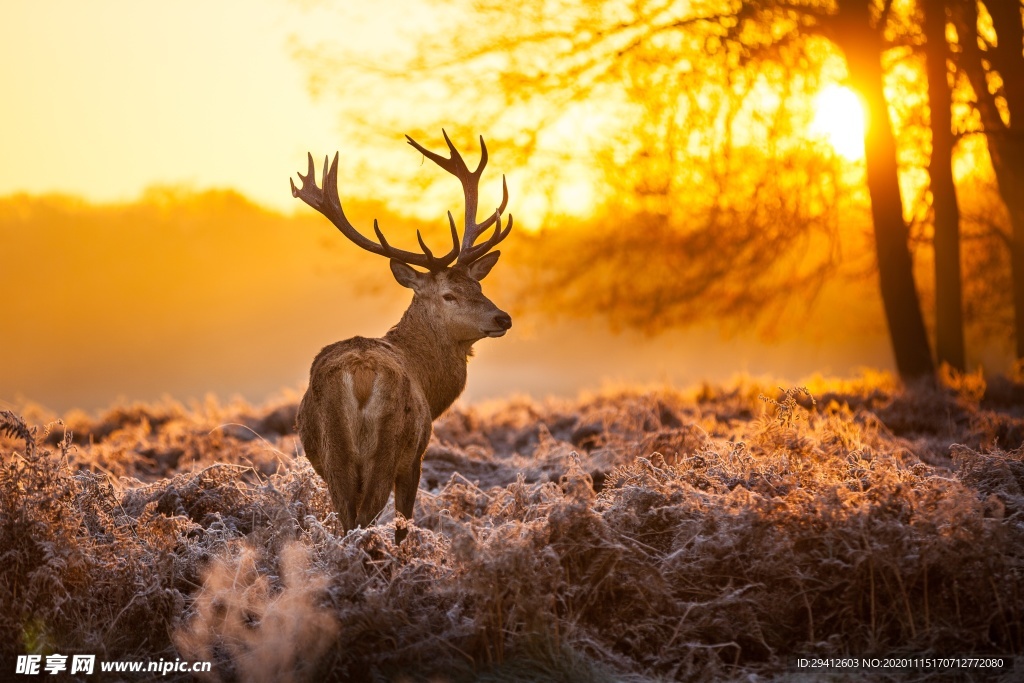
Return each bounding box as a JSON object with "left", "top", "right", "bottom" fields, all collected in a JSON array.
[{"left": 810, "top": 85, "right": 867, "bottom": 161}]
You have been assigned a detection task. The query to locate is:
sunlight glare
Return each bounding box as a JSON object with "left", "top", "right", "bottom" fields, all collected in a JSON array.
[
  {"left": 810, "top": 85, "right": 866, "bottom": 161},
  {"left": 555, "top": 177, "right": 596, "bottom": 217}
]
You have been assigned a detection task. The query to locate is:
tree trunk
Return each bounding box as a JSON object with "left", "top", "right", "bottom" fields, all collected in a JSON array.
[
  {"left": 924, "top": 0, "right": 966, "bottom": 370},
  {"left": 833, "top": 0, "right": 936, "bottom": 378},
  {"left": 956, "top": 0, "right": 1024, "bottom": 358}
]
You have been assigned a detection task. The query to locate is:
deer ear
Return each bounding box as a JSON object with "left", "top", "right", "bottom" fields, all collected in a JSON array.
[
  {"left": 466, "top": 251, "right": 500, "bottom": 281},
  {"left": 390, "top": 260, "right": 422, "bottom": 290}
]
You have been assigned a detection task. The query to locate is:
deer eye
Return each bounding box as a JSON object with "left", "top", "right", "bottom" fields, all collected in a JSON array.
[{"left": 442, "top": 293, "right": 457, "bottom": 302}]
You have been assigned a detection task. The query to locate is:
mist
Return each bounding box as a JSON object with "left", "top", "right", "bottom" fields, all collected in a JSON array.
[{"left": 1, "top": 190, "right": 898, "bottom": 415}]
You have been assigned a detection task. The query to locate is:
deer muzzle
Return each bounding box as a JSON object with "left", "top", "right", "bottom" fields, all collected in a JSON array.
[{"left": 486, "top": 311, "right": 512, "bottom": 337}]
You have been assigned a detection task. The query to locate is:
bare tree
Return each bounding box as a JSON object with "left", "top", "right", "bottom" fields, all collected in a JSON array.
[
  {"left": 924, "top": 0, "right": 966, "bottom": 370},
  {"left": 952, "top": 0, "right": 1024, "bottom": 359},
  {"left": 827, "top": 0, "right": 935, "bottom": 377}
]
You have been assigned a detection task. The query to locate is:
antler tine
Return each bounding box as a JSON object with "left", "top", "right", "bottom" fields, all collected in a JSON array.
[
  {"left": 473, "top": 135, "right": 488, "bottom": 177},
  {"left": 406, "top": 131, "right": 512, "bottom": 267},
  {"left": 461, "top": 213, "right": 513, "bottom": 265},
  {"left": 441, "top": 129, "right": 471, "bottom": 178},
  {"left": 415, "top": 230, "right": 435, "bottom": 260},
  {"left": 291, "top": 150, "right": 459, "bottom": 272},
  {"left": 406, "top": 131, "right": 468, "bottom": 178},
  {"left": 462, "top": 174, "right": 509, "bottom": 247},
  {"left": 289, "top": 152, "right": 319, "bottom": 208}
]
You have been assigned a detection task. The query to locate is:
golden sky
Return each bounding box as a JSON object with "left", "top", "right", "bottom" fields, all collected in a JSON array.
[
  {"left": 0, "top": 0, "right": 911, "bottom": 413},
  {"left": 0, "top": 1, "right": 428, "bottom": 213},
  {"left": 0, "top": 1, "right": 871, "bottom": 217}
]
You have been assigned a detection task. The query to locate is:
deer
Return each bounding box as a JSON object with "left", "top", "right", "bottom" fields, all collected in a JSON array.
[{"left": 290, "top": 131, "right": 512, "bottom": 543}]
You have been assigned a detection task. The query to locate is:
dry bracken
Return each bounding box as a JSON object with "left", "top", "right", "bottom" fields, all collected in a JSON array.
[{"left": 1, "top": 374, "right": 1022, "bottom": 682}]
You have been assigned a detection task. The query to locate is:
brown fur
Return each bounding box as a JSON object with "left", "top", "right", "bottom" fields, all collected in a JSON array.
[
  {"left": 350, "top": 364, "right": 376, "bottom": 409},
  {"left": 297, "top": 259, "right": 510, "bottom": 542}
]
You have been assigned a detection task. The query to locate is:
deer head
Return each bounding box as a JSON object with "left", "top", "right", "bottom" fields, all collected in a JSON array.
[{"left": 290, "top": 131, "right": 512, "bottom": 344}]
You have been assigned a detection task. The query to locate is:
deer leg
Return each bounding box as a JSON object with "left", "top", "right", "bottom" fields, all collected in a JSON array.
[
  {"left": 355, "top": 466, "right": 392, "bottom": 530},
  {"left": 393, "top": 452, "right": 424, "bottom": 544},
  {"left": 299, "top": 429, "right": 326, "bottom": 480},
  {"left": 325, "top": 460, "right": 359, "bottom": 532}
]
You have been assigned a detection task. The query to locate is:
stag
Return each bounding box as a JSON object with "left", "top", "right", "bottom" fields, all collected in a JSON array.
[{"left": 291, "top": 131, "right": 512, "bottom": 543}]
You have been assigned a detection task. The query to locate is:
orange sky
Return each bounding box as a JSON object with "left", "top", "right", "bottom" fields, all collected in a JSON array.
[
  {"left": 0, "top": 1, "right": 418, "bottom": 213},
  {"left": 0, "top": 1, "right": 915, "bottom": 413},
  {"left": 0, "top": 0, "right": 879, "bottom": 222},
  {"left": 0, "top": 1, "right": 872, "bottom": 217}
]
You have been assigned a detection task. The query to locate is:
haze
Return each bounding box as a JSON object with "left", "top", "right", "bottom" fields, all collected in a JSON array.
[{"left": 0, "top": 1, "right": 931, "bottom": 414}]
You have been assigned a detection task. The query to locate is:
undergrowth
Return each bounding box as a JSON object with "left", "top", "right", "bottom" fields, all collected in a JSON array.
[{"left": 1, "top": 372, "right": 1023, "bottom": 681}]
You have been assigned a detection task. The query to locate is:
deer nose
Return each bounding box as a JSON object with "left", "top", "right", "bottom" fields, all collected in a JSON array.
[{"left": 494, "top": 312, "right": 512, "bottom": 330}]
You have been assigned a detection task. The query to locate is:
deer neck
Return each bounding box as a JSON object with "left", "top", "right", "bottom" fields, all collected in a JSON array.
[{"left": 385, "top": 306, "right": 472, "bottom": 419}]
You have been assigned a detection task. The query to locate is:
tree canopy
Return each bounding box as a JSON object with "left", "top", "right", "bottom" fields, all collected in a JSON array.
[{"left": 298, "top": 0, "right": 1024, "bottom": 377}]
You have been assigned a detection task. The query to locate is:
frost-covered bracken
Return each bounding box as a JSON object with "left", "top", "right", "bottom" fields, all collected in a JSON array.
[{"left": 1, "top": 372, "right": 1022, "bottom": 682}]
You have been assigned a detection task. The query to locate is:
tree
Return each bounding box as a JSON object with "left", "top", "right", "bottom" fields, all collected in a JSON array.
[
  {"left": 826, "top": 0, "right": 935, "bottom": 377},
  {"left": 923, "top": 0, "right": 966, "bottom": 370},
  {"left": 952, "top": 0, "right": 1024, "bottom": 359},
  {"left": 303, "top": 0, "right": 952, "bottom": 378}
]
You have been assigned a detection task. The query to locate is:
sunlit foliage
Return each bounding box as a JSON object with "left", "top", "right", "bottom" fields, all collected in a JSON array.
[{"left": 294, "top": 0, "right": 1020, "bottom": 362}]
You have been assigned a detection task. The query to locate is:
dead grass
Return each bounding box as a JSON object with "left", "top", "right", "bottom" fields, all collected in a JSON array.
[{"left": 1, "top": 372, "right": 1023, "bottom": 681}]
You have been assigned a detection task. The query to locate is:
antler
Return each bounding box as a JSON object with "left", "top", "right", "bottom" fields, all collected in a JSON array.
[
  {"left": 290, "top": 152, "right": 460, "bottom": 272},
  {"left": 406, "top": 130, "right": 513, "bottom": 266}
]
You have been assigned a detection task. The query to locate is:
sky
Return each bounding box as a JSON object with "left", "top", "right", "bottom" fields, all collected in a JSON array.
[
  {"left": 0, "top": 0, "right": 393, "bottom": 213},
  {"left": 0, "top": 0, "right": 907, "bottom": 412},
  {"left": 0, "top": 1, "right": 868, "bottom": 215}
]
